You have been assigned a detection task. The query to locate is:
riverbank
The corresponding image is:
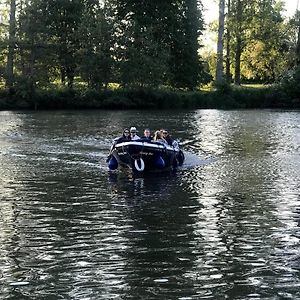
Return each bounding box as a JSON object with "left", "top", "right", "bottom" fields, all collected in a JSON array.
[{"left": 0, "top": 85, "right": 299, "bottom": 110}]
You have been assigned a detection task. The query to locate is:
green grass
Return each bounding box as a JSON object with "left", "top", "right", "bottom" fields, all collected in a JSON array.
[{"left": 240, "top": 83, "right": 270, "bottom": 89}]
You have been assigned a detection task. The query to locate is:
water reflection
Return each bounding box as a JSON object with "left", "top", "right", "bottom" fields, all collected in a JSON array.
[
  {"left": 107, "top": 172, "right": 203, "bottom": 299},
  {"left": 182, "top": 110, "right": 300, "bottom": 298},
  {"left": 0, "top": 110, "right": 300, "bottom": 299}
]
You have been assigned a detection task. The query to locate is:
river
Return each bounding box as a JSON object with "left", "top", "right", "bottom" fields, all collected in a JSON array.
[{"left": 0, "top": 109, "right": 299, "bottom": 299}]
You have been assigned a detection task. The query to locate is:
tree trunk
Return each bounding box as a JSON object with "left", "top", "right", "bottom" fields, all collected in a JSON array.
[
  {"left": 216, "top": 0, "right": 225, "bottom": 84},
  {"left": 234, "top": 0, "right": 242, "bottom": 85},
  {"left": 234, "top": 34, "right": 242, "bottom": 85},
  {"left": 6, "top": 0, "right": 16, "bottom": 90},
  {"left": 66, "top": 66, "right": 74, "bottom": 88},
  {"left": 61, "top": 68, "right": 66, "bottom": 85},
  {"left": 225, "top": 31, "right": 231, "bottom": 82},
  {"left": 27, "top": 37, "right": 36, "bottom": 98},
  {"left": 296, "top": 20, "right": 300, "bottom": 65},
  {"left": 225, "top": 0, "right": 231, "bottom": 82}
]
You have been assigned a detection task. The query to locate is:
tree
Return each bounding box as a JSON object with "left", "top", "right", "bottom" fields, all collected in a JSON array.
[
  {"left": 17, "top": 0, "right": 57, "bottom": 93},
  {"left": 47, "top": 0, "right": 83, "bottom": 88},
  {"left": 240, "top": 0, "right": 290, "bottom": 82},
  {"left": 77, "top": 0, "right": 114, "bottom": 89},
  {"left": 296, "top": 10, "right": 300, "bottom": 65},
  {"left": 232, "top": 0, "right": 244, "bottom": 85},
  {"left": 111, "top": 0, "right": 206, "bottom": 89},
  {"left": 170, "top": 0, "right": 206, "bottom": 89},
  {"left": 119, "top": 26, "right": 170, "bottom": 87},
  {"left": 111, "top": 0, "right": 175, "bottom": 87},
  {"left": 225, "top": 0, "right": 232, "bottom": 82},
  {"left": 6, "top": 0, "right": 16, "bottom": 90},
  {"left": 224, "top": 0, "right": 288, "bottom": 84},
  {"left": 216, "top": 0, "right": 225, "bottom": 84}
]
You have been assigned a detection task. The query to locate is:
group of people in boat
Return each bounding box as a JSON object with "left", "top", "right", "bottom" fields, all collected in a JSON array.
[
  {"left": 107, "top": 126, "right": 185, "bottom": 169},
  {"left": 113, "top": 127, "right": 178, "bottom": 147}
]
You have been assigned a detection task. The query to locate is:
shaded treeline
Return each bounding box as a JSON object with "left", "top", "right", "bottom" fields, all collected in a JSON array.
[
  {"left": 1, "top": 0, "right": 210, "bottom": 94},
  {"left": 0, "top": 84, "right": 299, "bottom": 110},
  {"left": 0, "top": 0, "right": 299, "bottom": 109}
]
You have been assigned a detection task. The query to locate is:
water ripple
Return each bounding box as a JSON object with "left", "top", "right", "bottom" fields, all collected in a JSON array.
[{"left": 0, "top": 110, "right": 300, "bottom": 299}]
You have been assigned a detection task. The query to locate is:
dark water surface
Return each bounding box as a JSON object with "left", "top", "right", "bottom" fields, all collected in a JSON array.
[{"left": 0, "top": 110, "right": 299, "bottom": 299}]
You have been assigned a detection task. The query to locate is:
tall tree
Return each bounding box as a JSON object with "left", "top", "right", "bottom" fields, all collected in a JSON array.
[
  {"left": 216, "top": 0, "right": 225, "bottom": 84},
  {"left": 18, "top": 0, "right": 56, "bottom": 93},
  {"left": 47, "top": 0, "right": 83, "bottom": 88},
  {"left": 296, "top": 10, "right": 300, "bottom": 65},
  {"left": 225, "top": 0, "right": 288, "bottom": 84},
  {"left": 240, "top": 0, "right": 289, "bottom": 82},
  {"left": 111, "top": 0, "right": 174, "bottom": 87},
  {"left": 170, "top": 0, "right": 205, "bottom": 89},
  {"left": 225, "top": 0, "right": 232, "bottom": 82},
  {"left": 77, "top": 0, "right": 114, "bottom": 89},
  {"left": 6, "top": 0, "right": 16, "bottom": 90},
  {"left": 232, "top": 0, "right": 243, "bottom": 85},
  {"left": 111, "top": 0, "right": 205, "bottom": 89}
]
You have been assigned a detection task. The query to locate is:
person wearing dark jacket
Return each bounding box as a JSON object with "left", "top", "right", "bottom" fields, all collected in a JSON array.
[
  {"left": 107, "top": 128, "right": 130, "bottom": 162},
  {"left": 161, "top": 129, "right": 174, "bottom": 146},
  {"left": 114, "top": 128, "right": 131, "bottom": 144},
  {"left": 140, "top": 128, "right": 153, "bottom": 141}
]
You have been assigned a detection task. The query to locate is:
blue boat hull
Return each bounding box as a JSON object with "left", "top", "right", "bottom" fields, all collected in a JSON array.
[{"left": 109, "top": 141, "right": 184, "bottom": 172}]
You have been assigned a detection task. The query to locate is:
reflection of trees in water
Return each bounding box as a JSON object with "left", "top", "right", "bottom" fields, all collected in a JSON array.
[
  {"left": 109, "top": 111, "right": 300, "bottom": 298},
  {"left": 0, "top": 159, "right": 126, "bottom": 299},
  {"left": 109, "top": 172, "right": 175, "bottom": 203},
  {"left": 183, "top": 111, "right": 300, "bottom": 298},
  {"left": 2, "top": 110, "right": 300, "bottom": 299},
  {"left": 180, "top": 163, "right": 288, "bottom": 298},
  {"left": 108, "top": 172, "right": 204, "bottom": 299},
  {"left": 0, "top": 112, "right": 40, "bottom": 298}
]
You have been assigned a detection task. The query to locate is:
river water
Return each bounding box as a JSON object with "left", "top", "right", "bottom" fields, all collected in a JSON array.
[{"left": 0, "top": 109, "right": 299, "bottom": 299}]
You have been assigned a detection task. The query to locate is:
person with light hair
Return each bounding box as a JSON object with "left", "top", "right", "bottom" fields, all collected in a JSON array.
[{"left": 153, "top": 130, "right": 168, "bottom": 145}]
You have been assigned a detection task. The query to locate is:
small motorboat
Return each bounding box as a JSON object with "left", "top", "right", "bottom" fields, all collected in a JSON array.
[{"left": 107, "top": 140, "right": 184, "bottom": 172}]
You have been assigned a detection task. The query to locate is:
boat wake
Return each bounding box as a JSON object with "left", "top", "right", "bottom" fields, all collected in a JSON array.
[{"left": 181, "top": 151, "right": 216, "bottom": 169}]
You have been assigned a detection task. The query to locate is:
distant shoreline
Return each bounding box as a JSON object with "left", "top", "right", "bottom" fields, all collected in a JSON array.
[{"left": 0, "top": 86, "right": 299, "bottom": 110}]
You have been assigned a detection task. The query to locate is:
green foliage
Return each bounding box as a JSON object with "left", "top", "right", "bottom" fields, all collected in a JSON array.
[
  {"left": 169, "top": 0, "right": 206, "bottom": 89},
  {"left": 224, "top": 0, "right": 290, "bottom": 84},
  {"left": 0, "top": 0, "right": 209, "bottom": 93},
  {"left": 115, "top": 0, "right": 169, "bottom": 87},
  {"left": 279, "top": 65, "right": 300, "bottom": 100},
  {"left": 241, "top": 1, "right": 291, "bottom": 82},
  {"left": 214, "top": 79, "right": 233, "bottom": 94},
  {"left": 76, "top": 1, "right": 114, "bottom": 89},
  {"left": 110, "top": 0, "right": 207, "bottom": 89},
  {"left": 0, "top": 0, "right": 298, "bottom": 107},
  {"left": 118, "top": 26, "right": 170, "bottom": 88},
  {"left": 1, "top": 85, "right": 299, "bottom": 111}
]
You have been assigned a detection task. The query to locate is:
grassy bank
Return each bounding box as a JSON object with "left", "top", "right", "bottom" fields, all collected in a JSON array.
[{"left": 0, "top": 84, "right": 299, "bottom": 110}]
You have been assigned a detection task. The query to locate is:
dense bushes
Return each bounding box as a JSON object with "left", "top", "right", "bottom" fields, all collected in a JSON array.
[{"left": 0, "top": 84, "right": 299, "bottom": 111}]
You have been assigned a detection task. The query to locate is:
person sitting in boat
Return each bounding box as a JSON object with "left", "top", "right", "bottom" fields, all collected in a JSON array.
[
  {"left": 106, "top": 128, "right": 130, "bottom": 162},
  {"left": 140, "top": 128, "right": 153, "bottom": 141},
  {"left": 130, "top": 127, "right": 140, "bottom": 140},
  {"left": 161, "top": 128, "right": 178, "bottom": 148},
  {"left": 114, "top": 128, "right": 131, "bottom": 144},
  {"left": 153, "top": 130, "right": 168, "bottom": 145}
]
